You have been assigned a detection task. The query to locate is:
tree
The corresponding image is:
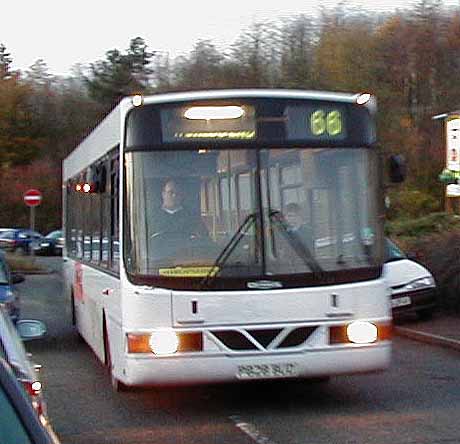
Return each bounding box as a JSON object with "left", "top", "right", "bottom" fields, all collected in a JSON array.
[
  {"left": 25, "top": 59, "right": 53, "bottom": 86},
  {"left": 0, "top": 160, "right": 61, "bottom": 232},
  {"left": 313, "top": 10, "right": 377, "bottom": 91},
  {"left": 172, "top": 40, "right": 226, "bottom": 90},
  {"left": 85, "top": 37, "right": 155, "bottom": 112},
  {"left": 0, "top": 44, "right": 12, "bottom": 79},
  {"left": 0, "top": 77, "right": 45, "bottom": 167},
  {"left": 279, "top": 15, "right": 317, "bottom": 88},
  {"left": 229, "top": 21, "right": 281, "bottom": 87}
]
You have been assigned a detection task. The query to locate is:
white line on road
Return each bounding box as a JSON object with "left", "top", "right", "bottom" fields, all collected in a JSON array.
[{"left": 229, "top": 415, "right": 279, "bottom": 444}]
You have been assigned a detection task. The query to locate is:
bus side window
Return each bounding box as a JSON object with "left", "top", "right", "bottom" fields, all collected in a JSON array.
[{"left": 110, "top": 155, "right": 120, "bottom": 273}]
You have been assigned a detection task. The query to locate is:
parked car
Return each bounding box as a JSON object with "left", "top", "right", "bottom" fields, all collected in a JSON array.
[
  {"left": 0, "top": 357, "right": 60, "bottom": 444},
  {"left": 0, "top": 250, "right": 24, "bottom": 324},
  {"left": 384, "top": 238, "right": 437, "bottom": 320},
  {"left": 0, "top": 229, "right": 43, "bottom": 255},
  {"left": 34, "top": 230, "right": 64, "bottom": 256},
  {"left": 0, "top": 306, "right": 53, "bottom": 430}
]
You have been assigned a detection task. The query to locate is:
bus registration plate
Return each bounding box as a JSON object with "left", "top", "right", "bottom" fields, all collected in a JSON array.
[{"left": 237, "top": 363, "right": 298, "bottom": 379}]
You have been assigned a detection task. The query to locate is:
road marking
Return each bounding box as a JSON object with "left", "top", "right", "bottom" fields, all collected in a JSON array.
[{"left": 229, "top": 415, "right": 278, "bottom": 444}]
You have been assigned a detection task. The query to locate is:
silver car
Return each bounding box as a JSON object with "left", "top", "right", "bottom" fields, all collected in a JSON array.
[{"left": 0, "top": 306, "right": 50, "bottom": 425}]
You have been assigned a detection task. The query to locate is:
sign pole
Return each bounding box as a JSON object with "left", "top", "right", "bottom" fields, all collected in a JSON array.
[
  {"left": 30, "top": 206, "right": 36, "bottom": 258},
  {"left": 30, "top": 206, "right": 35, "bottom": 232}
]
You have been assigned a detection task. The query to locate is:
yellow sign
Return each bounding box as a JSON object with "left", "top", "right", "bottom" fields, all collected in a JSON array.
[{"left": 159, "top": 266, "right": 219, "bottom": 277}]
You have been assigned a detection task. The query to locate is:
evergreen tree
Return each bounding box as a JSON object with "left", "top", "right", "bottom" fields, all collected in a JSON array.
[
  {"left": 0, "top": 44, "right": 13, "bottom": 79},
  {"left": 85, "top": 37, "right": 154, "bottom": 112}
]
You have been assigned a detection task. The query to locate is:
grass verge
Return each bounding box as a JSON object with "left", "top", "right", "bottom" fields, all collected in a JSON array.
[{"left": 4, "top": 253, "right": 48, "bottom": 273}]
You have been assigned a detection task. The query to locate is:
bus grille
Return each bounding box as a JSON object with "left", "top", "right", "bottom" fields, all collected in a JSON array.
[{"left": 210, "top": 327, "right": 317, "bottom": 351}]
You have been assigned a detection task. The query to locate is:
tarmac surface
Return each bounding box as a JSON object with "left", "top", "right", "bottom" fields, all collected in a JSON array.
[{"left": 394, "top": 312, "right": 460, "bottom": 352}]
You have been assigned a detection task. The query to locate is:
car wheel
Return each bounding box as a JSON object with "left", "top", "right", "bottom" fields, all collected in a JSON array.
[
  {"left": 417, "top": 309, "right": 433, "bottom": 321},
  {"left": 309, "top": 376, "right": 331, "bottom": 384}
]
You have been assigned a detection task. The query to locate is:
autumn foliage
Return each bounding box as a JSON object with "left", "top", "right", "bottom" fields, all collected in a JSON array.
[
  {"left": 0, "top": 160, "right": 61, "bottom": 232},
  {"left": 1, "top": 1, "right": 459, "bottom": 232}
]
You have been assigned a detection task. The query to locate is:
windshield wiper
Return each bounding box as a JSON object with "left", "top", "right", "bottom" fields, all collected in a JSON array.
[
  {"left": 200, "top": 213, "right": 257, "bottom": 289},
  {"left": 269, "top": 210, "right": 323, "bottom": 273}
]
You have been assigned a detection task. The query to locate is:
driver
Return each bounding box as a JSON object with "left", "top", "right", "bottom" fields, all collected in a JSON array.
[{"left": 152, "top": 178, "right": 208, "bottom": 241}]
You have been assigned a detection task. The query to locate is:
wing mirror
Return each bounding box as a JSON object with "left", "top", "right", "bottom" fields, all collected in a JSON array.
[
  {"left": 388, "top": 154, "right": 406, "bottom": 183},
  {"left": 16, "top": 320, "right": 47, "bottom": 341}
]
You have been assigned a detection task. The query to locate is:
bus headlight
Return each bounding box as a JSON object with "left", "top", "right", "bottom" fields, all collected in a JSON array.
[
  {"left": 346, "top": 321, "right": 378, "bottom": 344},
  {"left": 149, "top": 330, "right": 179, "bottom": 355}
]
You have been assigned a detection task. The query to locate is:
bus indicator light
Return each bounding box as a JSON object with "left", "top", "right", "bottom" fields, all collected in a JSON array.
[{"left": 184, "top": 106, "right": 245, "bottom": 120}]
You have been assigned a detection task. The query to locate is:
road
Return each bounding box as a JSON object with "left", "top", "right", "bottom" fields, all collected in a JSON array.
[{"left": 17, "top": 257, "right": 460, "bottom": 444}]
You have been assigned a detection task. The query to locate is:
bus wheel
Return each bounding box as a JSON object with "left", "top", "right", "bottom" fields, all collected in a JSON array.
[
  {"left": 71, "top": 293, "right": 84, "bottom": 343},
  {"left": 104, "top": 328, "right": 128, "bottom": 392}
]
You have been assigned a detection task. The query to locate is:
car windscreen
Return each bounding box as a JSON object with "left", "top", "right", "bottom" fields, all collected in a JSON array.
[
  {"left": 0, "top": 231, "right": 15, "bottom": 240},
  {"left": 45, "top": 231, "right": 62, "bottom": 239},
  {"left": 385, "top": 238, "right": 406, "bottom": 262}
]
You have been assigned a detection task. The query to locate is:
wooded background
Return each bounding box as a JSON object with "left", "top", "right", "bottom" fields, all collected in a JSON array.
[{"left": 0, "top": 1, "right": 455, "bottom": 233}]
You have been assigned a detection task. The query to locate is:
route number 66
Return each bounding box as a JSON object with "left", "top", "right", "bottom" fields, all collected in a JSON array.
[{"left": 310, "top": 110, "right": 343, "bottom": 136}]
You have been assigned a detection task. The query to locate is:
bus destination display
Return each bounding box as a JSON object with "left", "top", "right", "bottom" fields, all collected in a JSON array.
[
  {"left": 161, "top": 105, "right": 257, "bottom": 142},
  {"left": 286, "top": 105, "right": 347, "bottom": 141},
  {"left": 157, "top": 101, "right": 355, "bottom": 145}
]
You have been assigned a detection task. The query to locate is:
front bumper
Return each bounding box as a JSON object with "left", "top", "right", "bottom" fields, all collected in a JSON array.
[{"left": 118, "top": 343, "right": 392, "bottom": 387}]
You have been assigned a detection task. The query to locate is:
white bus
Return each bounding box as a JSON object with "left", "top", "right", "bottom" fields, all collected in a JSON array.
[{"left": 63, "top": 90, "right": 395, "bottom": 391}]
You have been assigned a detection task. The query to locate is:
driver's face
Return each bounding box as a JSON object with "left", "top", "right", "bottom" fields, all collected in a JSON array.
[
  {"left": 162, "top": 181, "right": 181, "bottom": 210},
  {"left": 285, "top": 211, "right": 302, "bottom": 230}
]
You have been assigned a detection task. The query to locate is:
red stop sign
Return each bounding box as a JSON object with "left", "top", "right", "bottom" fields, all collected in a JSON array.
[{"left": 23, "top": 189, "right": 42, "bottom": 207}]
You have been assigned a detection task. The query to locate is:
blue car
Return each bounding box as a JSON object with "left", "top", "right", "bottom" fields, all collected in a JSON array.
[
  {"left": 34, "top": 230, "right": 64, "bottom": 256},
  {"left": 0, "top": 251, "right": 23, "bottom": 324},
  {"left": 0, "top": 229, "right": 43, "bottom": 255}
]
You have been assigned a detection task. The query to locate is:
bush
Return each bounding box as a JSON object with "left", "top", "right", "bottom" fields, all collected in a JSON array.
[
  {"left": 403, "top": 230, "right": 460, "bottom": 314},
  {"left": 4, "top": 253, "right": 47, "bottom": 273},
  {"left": 386, "top": 189, "right": 441, "bottom": 221},
  {"left": 385, "top": 212, "right": 460, "bottom": 238}
]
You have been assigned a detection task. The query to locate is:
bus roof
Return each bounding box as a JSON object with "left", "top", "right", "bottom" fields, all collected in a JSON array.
[
  {"left": 63, "top": 89, "right": 372, "bottom": 180},
  {"left": 138, "top": 89, "right": 364, "bottom": 106}
]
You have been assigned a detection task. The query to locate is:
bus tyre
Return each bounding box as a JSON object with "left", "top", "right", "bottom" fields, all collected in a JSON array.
[
  {"left": 71, "top": 293, "right": 76, "bottom": 325},
  {"left": 104, "top": 330, "right": 129, "bottom": 392},
  {"left": 71, "top": 293, "right": 84, "bottom": 343}
]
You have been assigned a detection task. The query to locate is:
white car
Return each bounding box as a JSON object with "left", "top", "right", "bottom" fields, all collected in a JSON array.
[{"left": 383, "top": 238, "right": 437, "bottom": 320}]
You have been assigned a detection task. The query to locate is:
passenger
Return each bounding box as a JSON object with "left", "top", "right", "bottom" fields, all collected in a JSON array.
[
  {"left": 283, "top": 202, "right": 314, "bottom": 251},
  {"left": 152, "top": 178, "right": 208, "bottom": 241}
]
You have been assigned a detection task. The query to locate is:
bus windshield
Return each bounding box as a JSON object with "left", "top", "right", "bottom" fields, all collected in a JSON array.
[{"left": 124, "top": 147, "right": 383, "bottom": 289}]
